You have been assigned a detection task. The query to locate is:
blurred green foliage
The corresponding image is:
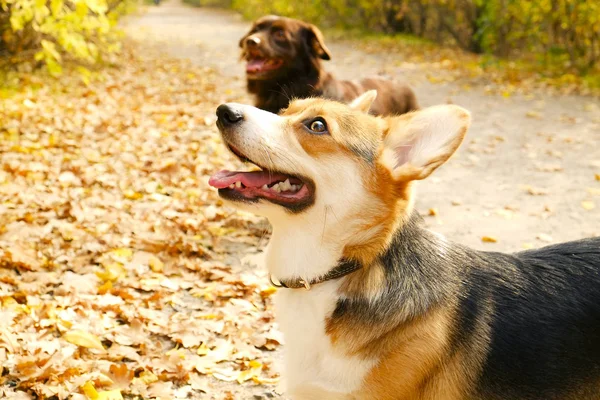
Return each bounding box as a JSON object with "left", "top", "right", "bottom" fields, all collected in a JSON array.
[
  {"left": 216, "top": 0, "right": 599, "bottom": 76},
  {"left": 0, "top": 0, "right": 136, "bottom": 76}
]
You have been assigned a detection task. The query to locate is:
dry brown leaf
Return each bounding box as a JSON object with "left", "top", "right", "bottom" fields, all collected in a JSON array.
[
  {"left": 523, "top": 185, "right": 548, "bottom": 196},
  {"left": 107, "top": 364, "right": 134, "bottom": 390}
]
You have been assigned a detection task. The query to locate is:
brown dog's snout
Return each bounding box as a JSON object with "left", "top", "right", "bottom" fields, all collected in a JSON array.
[
  {"left": 216, "top": 104, "right": 244, "bottom": 128},
  {"left": 245, "top": 36, "right": 261, "bottom": 48}
]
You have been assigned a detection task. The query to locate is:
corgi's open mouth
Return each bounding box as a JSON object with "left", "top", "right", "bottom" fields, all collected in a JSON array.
[{"left": 208, "top": 145, "right": 315, "bottom": 211}]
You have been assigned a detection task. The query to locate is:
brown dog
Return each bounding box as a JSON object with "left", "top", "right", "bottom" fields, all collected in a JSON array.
[{"left": 239, "top": 15, "right": 418, "bottom": 116}]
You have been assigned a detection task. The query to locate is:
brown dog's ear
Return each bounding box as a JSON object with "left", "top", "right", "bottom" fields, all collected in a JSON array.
[
  {"left": 304, "top": 24, "right": 332, "bottom": 60},
  {"left": 379, "top": 105, "right": 471, "bottom": 182}
]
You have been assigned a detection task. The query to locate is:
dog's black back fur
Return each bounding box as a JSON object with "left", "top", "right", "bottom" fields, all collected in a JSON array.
[
  {"left": 332, "top": 213, "right": 600, "bottom": 399},
  {"left": 471, "top": 239, "right": 600, "bottom": 399}
]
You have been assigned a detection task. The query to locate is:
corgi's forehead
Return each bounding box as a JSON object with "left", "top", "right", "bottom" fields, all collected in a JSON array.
[{"left": 282, "top": 98, "right": 382, "bottom": 163}]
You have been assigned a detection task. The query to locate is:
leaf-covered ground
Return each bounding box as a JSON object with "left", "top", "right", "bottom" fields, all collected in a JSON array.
[
  {"left": 0, "top": 45, "right": 282, "bottom": 399},
  {"left": 2, "top": 1, "right": 599, "bottom": 399}
]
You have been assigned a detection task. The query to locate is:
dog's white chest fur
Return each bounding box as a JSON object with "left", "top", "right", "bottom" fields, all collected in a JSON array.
[{"left": 274, "top": 282, "right": 376, "bottom": 396}]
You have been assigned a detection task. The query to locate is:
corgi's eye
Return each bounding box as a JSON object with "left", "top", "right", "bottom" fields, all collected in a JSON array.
[{"left": 306, "top": 118, "right": 328, "bottom": 134}]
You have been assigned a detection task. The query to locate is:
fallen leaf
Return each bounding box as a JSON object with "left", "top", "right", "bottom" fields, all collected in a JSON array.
[
  {"left": 523, "top": 185, "right": 548, "bottom": 196},
  {"left": 123, "top": 189, "right": 143, "bottom": 200},
  {"left": 82, "top": 382, "right": 123, "bottom": 400},
  {"left": 133, "top": 371, "right": 159, "bottom": 385},
  {"left": 582, "top": 201, "right": 596, "bottom": 210},
  {"left": 107, "top": 364, "right": 134, "bottom": 389},
  {"left": 98, "top": 280, "right": 112, "bottom": 295},
  {"left": 428, "top": 208, "right": 438, "bottom": 216},
  {"left": 96, "top": 263, "right": 126, "bottom": 282},
  {"left": 148, "top": 255, "right": 164, "bottom": 272},
  {"left": 64, "top": 330, "right": 105, "bottom": 351},
  {"left": 481, "top": 236, "right": 498, "bottom": 243},
  {"left": 588, "top": 188, "right": 600, "bottom": 196},
  {"left": 260, "top": 286, "right": 277, "bottom": 297},
  {"left": 96, "top": 391, "right": 123, "bottom": 400},
  {"left": 525, "top": 111, "right": 542, "bottom": 119}
]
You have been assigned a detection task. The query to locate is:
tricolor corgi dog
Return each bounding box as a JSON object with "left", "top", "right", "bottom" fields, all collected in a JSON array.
[{"left": 208, "top": 91, "right": 600, "bottom": 400}]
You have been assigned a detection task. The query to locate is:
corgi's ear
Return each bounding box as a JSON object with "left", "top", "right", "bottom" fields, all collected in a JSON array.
[
  {"left": 379, "top": 105, "right": 470, "bottom": 181},
  {"left": 350, "top": 90, "right": 377, "bottom": 113}
]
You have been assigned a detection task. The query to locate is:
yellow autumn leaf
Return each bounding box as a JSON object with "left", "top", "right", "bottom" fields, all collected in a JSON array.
[
  {"left": 197, "top": 313, "right": 218, "bottom": 319},
  {"left": 110, "top": 248, "right": 133, "bottom": 259},
  {"left": 134, "top": 371, "right": 158, "bottom": 385},
  {"left": 595, "top": 174, "right": 600, "bottom": 181},
  {"left": 97, "top": 280, "right": 112, "bottom": 295},
  {"left": 237, "top": 368, "right": 259, "bottom": 384},
  {"left": 148, "top": 255, "right": 163, "bottom": 272},
  {"left": 581, "top": 201, "right": 595, "bottom": 210},
  {"left": 260, "top": 286, "right": 277, "bottom": 297},
  {"left": 197, "top": 342, "right": 209, "bottom": 356},
  {"left": 82, "top": 381, "right": 98, "bottom": 399},
  {"left": 96, "top": 263, "right": 126, "bottom": 282},
  {"left": 64, "top": 330, "right": 105, "bottom": 351},
  {"left": 252, "top": 375, "right": 280, "bottom": 385},
  {"left": 84, "top": 384, "right": 123, "bottom": 400},
  {"left": 123, "top": 189, "right": 143, "bottom": 200},
  {"left": 96, "top": 390, "right": 123, "bottom": 400},
  {"left": 481, "top": 236, "right": 498, "bottom": 243},
  {"left": 525, "top": 111, "right": 542, "bottom": 119},
  {"left": 428, "top": 208, "right": 438, "bottom": 216}
]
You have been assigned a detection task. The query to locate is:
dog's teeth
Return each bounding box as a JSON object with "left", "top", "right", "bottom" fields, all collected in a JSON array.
[
  {"left": 273, "top": 184, "right": 281, "bottom": 193},
  {"left": 262, "top": 184, "right": 269, "bottom": 190},
  {"left": 229, "top": 184, "right": 235, "bottom": 189},
  {"left": 235, "top": 181, "right": 242, "bottom": 188}
]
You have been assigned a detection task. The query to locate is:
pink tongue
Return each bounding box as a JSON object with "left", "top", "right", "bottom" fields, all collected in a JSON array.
[
  {"left": 246, "top": 59, "right": 266, "bottom": 73},
  {"left": 208, "top": 170, "right": 290, "bottom": 189}
]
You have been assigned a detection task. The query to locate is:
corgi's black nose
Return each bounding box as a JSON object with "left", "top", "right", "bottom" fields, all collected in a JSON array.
[{"left": 216, "top": 104, "right": 244, "bottom": 127}]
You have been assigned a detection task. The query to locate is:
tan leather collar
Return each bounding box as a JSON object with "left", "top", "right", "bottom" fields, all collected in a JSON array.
[{"left": 269, "top": 259, "right": 362, "bottom": 290}]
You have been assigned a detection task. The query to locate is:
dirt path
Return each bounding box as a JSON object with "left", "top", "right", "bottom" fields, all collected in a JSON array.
[{"left": 125, "top": 0, "right": 599, "bottom": 397}]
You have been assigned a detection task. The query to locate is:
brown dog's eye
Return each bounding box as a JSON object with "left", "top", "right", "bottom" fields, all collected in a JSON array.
[
  {"left": 272, "top": 29, "right": 286, "bottom": 40},
  {"left": 305, "top": 118, "right": 328, "bottom": 135}
]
